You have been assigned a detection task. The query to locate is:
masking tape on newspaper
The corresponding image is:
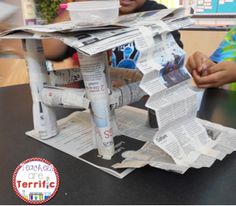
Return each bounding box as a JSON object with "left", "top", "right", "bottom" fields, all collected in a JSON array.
[
  {"left": 109, "top": 82, "right": 146, "bottom": 110},
  {"left": 62, "top": 89, "right": 89, "bottom": 109},
  {"left": 135, "top": 27, "right": 161, "bottom": 75},
  {"left": 153, "top": 20, "right": 171, "bottom": 35},
  {"left": 135, "top": 26, "right": 154, "bottom": 62}
]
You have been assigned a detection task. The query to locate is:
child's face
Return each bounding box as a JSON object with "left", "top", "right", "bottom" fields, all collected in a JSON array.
[{"left": 119, "top": 0, "right": 146, "bottom": 15}]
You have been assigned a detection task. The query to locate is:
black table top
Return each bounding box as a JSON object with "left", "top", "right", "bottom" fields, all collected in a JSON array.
[{"left": 1, "top": 84, "right": 236, "bottom": 205}]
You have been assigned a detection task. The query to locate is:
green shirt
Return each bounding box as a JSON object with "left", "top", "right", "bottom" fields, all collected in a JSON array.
[{"left": 210, "top": 26, "right": 236, "bottom": 91}]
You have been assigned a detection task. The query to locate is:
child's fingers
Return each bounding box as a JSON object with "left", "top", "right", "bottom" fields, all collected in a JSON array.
[
  {"left": 186, "top": 56, "right": 197, "bottom": 73},
  {"left": 192, "top": 70, "right": 219, "bottom": 85}
]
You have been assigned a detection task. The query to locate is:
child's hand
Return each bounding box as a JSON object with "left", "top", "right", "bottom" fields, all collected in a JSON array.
[
  {"left": 186, "top": 51, "right": 215, "bottom": 75},
  {"left": 192, "top": 61, "right": 236, "bottom": 88}
]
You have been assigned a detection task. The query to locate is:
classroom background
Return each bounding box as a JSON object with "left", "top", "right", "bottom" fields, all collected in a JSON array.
[{"left": 0, "top": 0, "right": 236, "bottom": 87}]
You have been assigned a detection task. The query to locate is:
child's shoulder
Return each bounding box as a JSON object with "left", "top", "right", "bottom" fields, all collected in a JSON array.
[{"left": 138, "top": 0, "right": 166, "bottom": 12}]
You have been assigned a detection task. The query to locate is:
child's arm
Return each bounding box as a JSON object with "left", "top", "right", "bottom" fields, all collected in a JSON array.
[{"left": 42, "top": 11, "right": 71, "bottom": 61}]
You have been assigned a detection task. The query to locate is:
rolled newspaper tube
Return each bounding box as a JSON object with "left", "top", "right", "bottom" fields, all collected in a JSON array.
[
  {"left": 78, "top": 52, "right": 114, "bottom": 160},
  {"left": 109, "top": 82, "right": 146, "bottom": 110},
  {"left": 40, "top": 87, "right": 89, "bottom": 109},
  {"left": 104, "top": 54, "right": 119, "bottom": 136},
  {"left": 23, "top": 39, "right": 58, "bottom": 139}
]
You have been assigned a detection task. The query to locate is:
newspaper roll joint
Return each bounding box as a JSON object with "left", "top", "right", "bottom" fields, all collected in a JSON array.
[
  {"left": 110, "top": 82, "right": 146, "bottom": 110},
  {"left": 40, "top": 87, "right": 90, "bottom": 109},
  {"left": 78, "top": 52, "right": 115, "bottom": 160},
  {"left": 24, "top": 39, "right": 58, "bottom": 139}
]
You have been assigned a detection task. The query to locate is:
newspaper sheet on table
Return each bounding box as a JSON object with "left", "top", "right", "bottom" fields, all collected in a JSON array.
[
  {"left": 113, "top": 117, "right": 236, "bottom": 174},
  {"left": 26, "top": 105, "right": 236, "bottom": 177},
  {"left": 26, "top": 106, "right": 155, "bottom": 179}
]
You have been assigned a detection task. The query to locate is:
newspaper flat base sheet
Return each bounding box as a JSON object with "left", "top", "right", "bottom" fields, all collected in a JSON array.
[
  {"left": 26, "top": 106, "right": 236, "bottom": 178},
  {"left": 26, "top": 106, "right": 151, "bottom": 178}
]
